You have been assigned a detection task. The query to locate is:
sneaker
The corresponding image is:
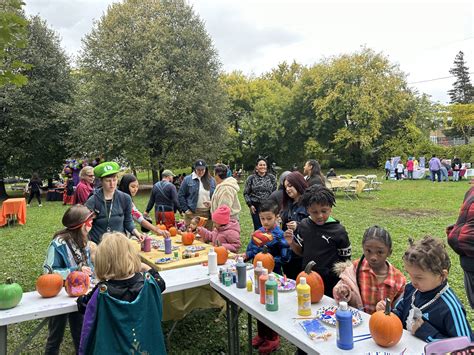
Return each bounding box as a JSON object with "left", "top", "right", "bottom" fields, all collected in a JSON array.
[
  {"left": 39, "top": 204, "right": 43, "bottom": 207},
  {"left": 258, "top": 337, "right": 280, "bottom": 353},
  {"left": 27, "top": 204, "right": 30, "bottom": 207},
  {"left": 252, "top": 334, "right": 265, "bottom": 349}
]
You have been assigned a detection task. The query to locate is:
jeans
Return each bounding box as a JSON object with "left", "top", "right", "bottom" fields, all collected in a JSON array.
[
  {"left": 45, "top": 312, "right": 83, "bottom": 355},
  {"left": 407, "top": 170, "right": 413, "bottom": 180},
  {"left": 440, "top": 167, "right": 449, "bottom": 181},
  {"left": 430, "top": 170, "right": 441, "bottom": 182},
  {"left": 453, "top": 170, "right": 460, "bottom": 181}
]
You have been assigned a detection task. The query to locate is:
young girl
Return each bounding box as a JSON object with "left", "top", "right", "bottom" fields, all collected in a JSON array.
[
  {"left": 197, "top": 204, "right": 241, "bottom": 253},
  {"left": 43, "top": 205, "right": 94, "bottom": 355},
  {"left": 118, "top": 174, "right": 170, "bottom": 238},
  {"left": 78, "top": 232, "right": 166, "bottom": 354},
  {"left": 376, "top": 236, "right": 473, "bottom": 342},
  {"left": 333, "top": 226, "right": 406, "bottom": 314}
]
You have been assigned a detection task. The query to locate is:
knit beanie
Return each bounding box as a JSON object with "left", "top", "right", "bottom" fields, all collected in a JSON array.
[{"left": 212, "top": 205, "right": 231, "bottom": 225}]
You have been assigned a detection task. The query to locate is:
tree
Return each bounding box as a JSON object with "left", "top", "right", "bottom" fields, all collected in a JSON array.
[
  {"left": 448, "top": 51, "right": 474, "bottom": 104},
  {"left": 73, "top": 0, "right": 228, "bottom": 181},
  {"left": 0, "top": 15, "right": 73, "bottom": 198}
]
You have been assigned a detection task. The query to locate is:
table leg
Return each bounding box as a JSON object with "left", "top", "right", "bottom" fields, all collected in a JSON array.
[
  {"left": 247, "top": 312, "right": 252, "bottom": 354},
  {"left": 0, "top": 325, "right": 6, "bottom": 355},
  {"left": 13, "top": 318, "right": 48, "bottom": 355},
  {"left": 230, "top": 302, "right": 240, "bottom": 355},
  {"left": 226, "top": 299, "right": 234, "bottom": 355}
]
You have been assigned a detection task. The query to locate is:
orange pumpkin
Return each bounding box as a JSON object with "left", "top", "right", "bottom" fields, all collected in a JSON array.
[
  {"left": 296, "top": 261, "right": 324, "bottom": 303},
  {"left": 182, "top": 232, "right": 195, "bottom": 245},
  {"left": 158, "top": 224, "right": 167, "bottom": 231},
  {"left": 369, "top": 298, "right": 403, "bottom": 347},
  {"left": 169, "top": 227, "right": 177, "bottom": 236},
  {"left": 36, "top": 265, "right": 63, "bottom": 298},
  {"left": 214, "top": 241, "right": 228, "bottom": 265},
  {"left": 253, "top": 246, "right": 275, "bottom": 273},
  {"left": 64, "top": 271, "right": 90, "bottom": 297}
]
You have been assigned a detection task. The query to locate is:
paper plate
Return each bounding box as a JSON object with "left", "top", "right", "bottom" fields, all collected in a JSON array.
[
  {"left": 272, "top": 273, "right": 296, "bottom": 292},
  {"left": 185, "top": 245, "right": 206, "bottom": 252},
  {"left": 155, "top": 257, "right": 175, "bottom": 264},
  {"left": 314, "top": 305, "right": 362, "bottom": 327}
]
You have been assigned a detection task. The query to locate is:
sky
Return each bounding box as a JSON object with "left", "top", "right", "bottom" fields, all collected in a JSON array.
[{"left": 24, "top": 0, "right": 474, "bottom": 103}]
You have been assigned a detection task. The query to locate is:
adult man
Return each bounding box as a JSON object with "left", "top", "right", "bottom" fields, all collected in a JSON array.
[
  {"left": 211, "top": 164, "right": 241, "bottom": 220},
  {"left": 429, "top": 154, "right": 442, "bottom": 182},
  {"left": 144, "top": 169, "right": 180, "bottom": 229}
]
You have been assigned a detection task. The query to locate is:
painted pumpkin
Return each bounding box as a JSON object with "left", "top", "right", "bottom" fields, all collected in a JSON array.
[
  {"left": 369, "top": 298, "right": 403, "bottom": 347},
  {"left": 0, "top": 277, "right": 23, "bottom": 310},
  {"left": 36, "top": 265, "right": 63, "bottom": 298},
  {"left": 182, "top": 232, "right": 195, "bottom": 246},
  {"left": 158, "top": 224, "right": 167, "bottom": 231},
  {"left": 169, "top": 227, "right": 177, "bottom": 236},
  {"left": 64, "top": 271, "right": 90, "bottom": 297},
  {"left": 214, "top": 241, "right": 228, "bottom": 265},
  {"left": 296, "top": 261, "right": 324, "bottom": 303},
  {"left": 253, "top": 246, "right": 275, "bottom": 273}
]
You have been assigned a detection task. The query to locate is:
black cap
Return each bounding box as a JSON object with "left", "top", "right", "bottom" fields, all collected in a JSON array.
[{"left": 194, "top": 159, "right": 207, "bottom": 168}]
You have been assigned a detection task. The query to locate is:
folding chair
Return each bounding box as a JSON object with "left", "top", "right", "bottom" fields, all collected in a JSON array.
[{"left": 343, "top": 180, "right": 359, "bottom": 200}]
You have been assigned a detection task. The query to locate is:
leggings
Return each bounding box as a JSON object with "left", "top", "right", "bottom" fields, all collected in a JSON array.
[{"left": 28, "top": 190, "right": 41, "bottom": 205}]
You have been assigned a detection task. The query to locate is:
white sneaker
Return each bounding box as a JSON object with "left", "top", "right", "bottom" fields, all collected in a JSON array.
[
  {"left": 39, "top": 204, "right": 43, "bottom": 207},
  {"left": 27, "top": 204, "right": 30, "bottom": 207}
]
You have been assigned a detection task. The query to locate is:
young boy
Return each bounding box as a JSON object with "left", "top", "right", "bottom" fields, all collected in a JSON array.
[
  {"left": 284, "top": 184, "right": 351, "bottom": 296},
  {"left": 242, "top": 200, "right": 289, "bottom": 353}
]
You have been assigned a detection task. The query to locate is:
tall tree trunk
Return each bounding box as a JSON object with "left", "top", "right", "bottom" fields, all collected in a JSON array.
[
  {"left": 0, "top": 179, "right": 9, "bottom": 201},
  {"left": 152, "top": 169, "right": 159, "bottom": 184}
]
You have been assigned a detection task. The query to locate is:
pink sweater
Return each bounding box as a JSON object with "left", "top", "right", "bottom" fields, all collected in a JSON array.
[{"left": 197, "top": 219, "right": 241, "bottom": 253}]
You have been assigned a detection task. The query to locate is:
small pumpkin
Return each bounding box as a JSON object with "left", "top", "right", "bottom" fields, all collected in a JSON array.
[
  {"left": 296, "top": 261, "right": 324, "bottom": 303},
  {"left": 214, "top": 241, "right": 228, "bottom": 265},
  {"left": 64, "top": 270, "right": 90, "bottom": 297},
  {"left": 0, "top": 277, "right": 23, "bottom": 310},
  {"left": 36, "top": 265, "right": 63, "bottom": 298},
  {"left": 169, "top": 226, "right": 177, "bottom": 236},
  {"left": 182, "top": 232, "right": 195, "bottom": 246},
  {"left": 253, "top": 245, "right": 275, "bottom": 273},
  {"left": 158, "top": 224, "right": 167, "bottom": 231},
  {"left": 369, "top": 298, "right": 403, "bottom": 347}
]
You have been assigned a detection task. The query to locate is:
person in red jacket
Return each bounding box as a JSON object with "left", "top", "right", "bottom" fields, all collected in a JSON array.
[
  {"left": 74, "top": 166, "right": 95, "bottom": 204},
  {"left": 447, "top": 183, "right": 474, "bottom": 308}
]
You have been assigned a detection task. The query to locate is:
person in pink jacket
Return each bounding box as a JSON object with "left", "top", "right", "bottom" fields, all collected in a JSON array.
[{"left": 197, "top": 205, "right": 241, "bottom": 253}]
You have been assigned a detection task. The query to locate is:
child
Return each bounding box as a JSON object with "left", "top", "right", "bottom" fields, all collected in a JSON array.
[
  {"left": 376, "top": 236, "right": 473, "bottom": 342},
  {"left": 43, "top": 205, "right": 94, "bottom": 355},
  {"left": 77, "top": 232, "right": 166, "bottom": 354},
  {"left": 396, "top": 160, "right": 404, "bottom": 180},
  {"left": 242, "top": 200, "right": 289, "bottom": 353},
  {"left": 188, "top": 215, "right": 207, "bottom": 233},
  {"left": 197, "top": 204, "right": 241, "bottom": 253},
  {"left": 284, "top": 184, "right": 351, "bottom": 296},
  {"left": 333, "top": 225, "right": 406, "bottom": 314}
]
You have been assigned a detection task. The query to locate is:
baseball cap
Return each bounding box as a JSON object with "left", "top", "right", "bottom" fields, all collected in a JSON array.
[
  {"left": 162, "top": 169, "right": 175, "bottom": 177},
  {"left": 94, "top": 161, "right": 120, "bottom": 178},
  {"left": 194, "top": 159, "right": 207, "bottom": 169}
]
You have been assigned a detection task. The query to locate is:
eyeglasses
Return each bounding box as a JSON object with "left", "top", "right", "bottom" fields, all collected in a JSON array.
[{"left": 86, "top": 174, "right": 95, "bottom": 177}]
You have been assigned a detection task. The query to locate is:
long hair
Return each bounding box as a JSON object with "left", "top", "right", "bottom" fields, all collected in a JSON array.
[
  {"left": 118, "top": 174, "right": 137, "bottom": 197},
  {"left": 194, "top": 160, "right": 211, "bottom": 190},
  {"left": 306, "top": 159, "right": 324, "bottom": 181},
  {"left": 282, "top": 171, "right": 308, "bottom": 209},
  {"left": 53, "top": 204, "right": 92, "bottom": 250}
]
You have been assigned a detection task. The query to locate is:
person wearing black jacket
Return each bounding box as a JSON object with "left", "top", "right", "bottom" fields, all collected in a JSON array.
[
  {"left": 303, "top": 159, "right": 325, "bottom": 187},
  {"left": 452, "top": 156, "right": 462, "bottom": 182},
  {"left": 27, "top": 172, "right": 43, "bottom": 207}
]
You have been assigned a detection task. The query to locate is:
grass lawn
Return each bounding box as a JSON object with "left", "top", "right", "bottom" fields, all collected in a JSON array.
[{"left": 1, "top": 171, "right": 473, "bottom": 354}]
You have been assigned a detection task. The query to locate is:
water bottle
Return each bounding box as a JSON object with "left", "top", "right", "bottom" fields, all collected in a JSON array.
[
  {"left": 265, "top": 274, "right": 278, "bottom": 311},
  {"left": 208, "top": 247, "right": 218, "bottom": 275},
  {"left": 236, "top": 257, "right": 247, "bottom": 288},
  {"left": 297, "top": 277, "right": 311, "bottom": 316},
  {"left": 164, "top": 237, "right": 172, "bottom": 254},
  {"left": 254, "top": 261, "right": 263, "bottom": 294},
  {"left": 259, "top": 269, "right": 268, "bottom": 305},
  {"left": 143, "top": 236, "right": 151, "bottom": 252},
  {"left": 336, "top": 301, "right": 353, "bottom": 350}
]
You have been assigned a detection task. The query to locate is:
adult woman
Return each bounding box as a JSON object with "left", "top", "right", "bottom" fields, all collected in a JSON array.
[
  {"left": 178, "top": 159, "right": 215, "bottom": 230},
  {"left": 211, "top": 164, "right": 241, "bottom": 220},
  {"left": 281, "top": 171, "right": 309, "bottom": 280},
  {"left": 74, "top": 166, "right": 95, "bottom": 205},
  {"left": 85, "top": 162, "right": 144, "bottom": 244},
  {"left": 27, "top": 172, "right": 43, "bottom": 207},
  {"left": 119, "top": 174, "right": 170, "bottom": 237},
  {"left": 243, "top": 157, "right": 277, "bottom": 230},
  {"left": 268, "top": 170, "right": 291, "bottom": 213},
  {"left": 303, "top": 159, "right": 325, "bottom": 186}
]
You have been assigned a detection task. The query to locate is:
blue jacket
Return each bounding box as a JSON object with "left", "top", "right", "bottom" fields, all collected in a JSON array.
[
  {"left": 178, "top": 174, "right": 216, "bottom": 212},
  {"left": 246, "top": 225, "right": 290, "bottom": 275},
  {"left": 393, "top": 281, "right": 473, "bottom": 342}
]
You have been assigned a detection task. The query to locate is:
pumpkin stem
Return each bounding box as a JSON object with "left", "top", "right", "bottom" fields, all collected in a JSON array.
[
  {"left": 6, "top": 277, "right": 14, "bottom": 284},
  {"left": 262, "top": 245, "right": 269, "bottom": 254},
  {"left": 216, "top": 240, "right": 221, "bottom": 247},
  {"left": 43, "top": 264, "right": 53, "bottom": 274},
  {"left": 304, "top": 260, "right": 316, "bottom": 274},
  {"left": 384, "top": 298, "right": 391, "bottom": 315}
]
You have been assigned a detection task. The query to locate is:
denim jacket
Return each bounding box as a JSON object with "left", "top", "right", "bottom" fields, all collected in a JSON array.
[{"left": 178, "top": 174, "right": 216, "bottom": 212}]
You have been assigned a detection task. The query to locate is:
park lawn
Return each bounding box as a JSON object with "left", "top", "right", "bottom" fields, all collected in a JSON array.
[{"left": 0, "top": 172, "right": 472, "bottom": 354}]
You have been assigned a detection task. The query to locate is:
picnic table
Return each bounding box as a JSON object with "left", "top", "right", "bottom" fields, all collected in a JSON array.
[
  {"left": 0, "top": 198, "right": 27, "bottom": 227},
  {"left": 326, "top": 178, "right": 366, "bottom": 194}
]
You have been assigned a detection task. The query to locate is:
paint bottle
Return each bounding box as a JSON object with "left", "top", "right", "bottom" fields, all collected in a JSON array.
[
  {"left": 259, "top": 269, "right": 269, "bottom": 305},
  {"left": 296, "top": 277, "right": 312, "bottom": 316},
  {"left": 164, "top": 237, "right": 172, "bottom": 254},
  {"left": 246, "top": 279, "right": 253, "bottom": 292},
  {"left": 208, "top": 247, "right": 218, "bottom": 275},
  {"left": 143, "top": 236, "right": 152, "bottom": 252},
  {"left": 336, "top": 301, "right": 353, "bottom": 350},
  {"left": 254, "top": 261, "right": 263, "bottom": 294},
  {"left": 236, "top": 257, "right": 247, "bottom": 288},
  {"left": 265, "top": 274, "right": 279, "bottom": 311}
]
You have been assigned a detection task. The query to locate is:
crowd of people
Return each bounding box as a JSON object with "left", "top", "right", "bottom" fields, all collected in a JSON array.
[{"left": 29, "top": 156, "right": 474, "bottom": 354}]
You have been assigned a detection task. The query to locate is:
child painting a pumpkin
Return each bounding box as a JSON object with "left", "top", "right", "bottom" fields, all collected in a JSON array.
[
  {"left": 77, "top": 232, "right": 167, "bottom": 354},
  {"left": 196, "top": 204, "right": 241, "bottom": 253},
  {"left": 241, "top": 200, "right": 289, "bottom": 353},
  {"left": 376, "top": 236, "right": 473, "bottom": 342},
  {"left": 43, "top": 204, "right": 94, "bottom": 355},
  {"left": 333, "top": 225, "right": 406, "bottom": 314}
]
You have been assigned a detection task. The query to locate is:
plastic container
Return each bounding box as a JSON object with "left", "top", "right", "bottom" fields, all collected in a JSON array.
[
  {"left": 297, "top": 277, "right": 312, "bottom": 316},
  {"left": 143, "top": 236, "right": 151, "bottom": 252},
  {"left": 246, "top": 279, "right": 253, "bottom": 292},
  {"left": 259, "top": 269, "right": 269, "bottom": 305},
  {"left": 254, "top": 261, "right": 263, "bottom": 294},
  {"left": 164, "top": 237, "right": 172, "bottom": 254},
  {"left": 265, "top": 274, "right": 278, "bottom": 311},
  {"left": 208, "top": 247, "right": 218, "bottom": 275},
  {"left": 336, "top": 301, "right": 353, "bottom": 350},
  {"left": 236, "top": 257, "right": 247, "bottom": 288}
]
